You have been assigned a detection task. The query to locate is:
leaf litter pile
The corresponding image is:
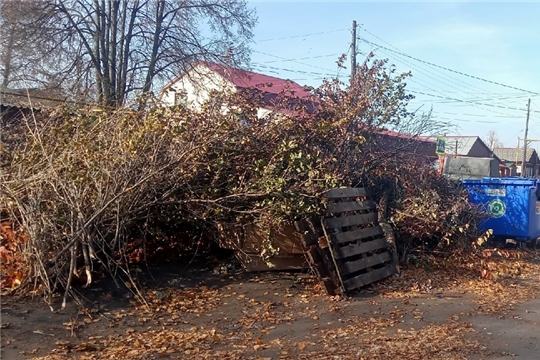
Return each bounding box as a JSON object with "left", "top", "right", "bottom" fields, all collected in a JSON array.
[
  {"left": 374, "top": 249, "right": 540, "bottom": 314},
  {"left": 10, "top": 249, "right": 540, "bottom": 359}
]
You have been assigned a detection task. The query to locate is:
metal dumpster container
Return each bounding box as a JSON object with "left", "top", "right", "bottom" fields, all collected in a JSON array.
[{"left": 462, "top": 177, "right": 540, "bottom": 241}]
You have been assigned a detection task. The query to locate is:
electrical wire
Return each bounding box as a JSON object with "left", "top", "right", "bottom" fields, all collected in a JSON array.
[
  {"left": 257, "top": 28, "right": 348, "bottom": 43},
  {"left": 368, "top": 45, "right": 527, "bottom": 120},
  {"left": 359, "top": 27, "right": 494, "bottom": 95},
  {"left": 357, "top": 37, "right": 540, "bottom": 95},
  {"left": 409, "top": 89, "right": 540, "bottom": 113},
  {"left": 251, "top": 50, "right": 342, "bottom": 73}
]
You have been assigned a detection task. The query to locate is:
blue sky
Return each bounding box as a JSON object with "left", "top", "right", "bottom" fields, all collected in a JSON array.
[{"left": 247, "top": 1, "right": 540, "bottom": 148}]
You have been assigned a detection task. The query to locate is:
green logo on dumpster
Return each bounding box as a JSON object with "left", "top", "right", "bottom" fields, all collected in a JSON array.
[{"left": 488, "top": 199, "right": 506, "bottom": 218}]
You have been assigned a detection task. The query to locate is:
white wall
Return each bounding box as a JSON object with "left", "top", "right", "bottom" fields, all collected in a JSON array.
[
  {"left": 160, "top": 63, "right": 236, "bottom": 111},
  {"left": 160, "top": 64, "right": 275, "bottom": 119}
]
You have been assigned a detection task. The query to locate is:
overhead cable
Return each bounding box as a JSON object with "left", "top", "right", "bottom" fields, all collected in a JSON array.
[
  {"left": 257, "top": 28, "right": 348, "bottom": 43},
  {"left": 358, "top": 37, "right": 540, "bottom": 95}
]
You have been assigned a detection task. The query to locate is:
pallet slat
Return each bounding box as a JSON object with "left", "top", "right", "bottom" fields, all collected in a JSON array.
[
  {"left": 298, "top": 187, "right": 397, "bottom": 295},
  {"left": 339, "top": 252, "right": 392, "bottom": 275},
  {"left": 343, "top": 264, "right": 396, "bottom": 290},
  {"left": 333, "top": 238, "right": 389, "bottom": 259},
  {"left": 324, "top": 212, "right": 378, "bottom": 229},
  {"left": 324, "top": 187, "right": 367, "bottom": 199},
  {"left": 326, "top": 200, "right": 376, "bottom": 214},
  {"left": 330, "top": 225, "right": 385, "bottom": 244}
]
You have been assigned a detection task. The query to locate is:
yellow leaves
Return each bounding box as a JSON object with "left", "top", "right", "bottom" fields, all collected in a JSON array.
[
  {"left": 253, "top": 336, "right": 263, "bottom": 351},
  {"left": 475, "top": 229, "right": 494, "bottom": 247}
]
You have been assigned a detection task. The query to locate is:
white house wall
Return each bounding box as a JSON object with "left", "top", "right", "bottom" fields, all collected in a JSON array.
[
  {"left": 161, "top": 64, "right": 236, "bottom": 111},
  {"left": 161, "top": 63, "right": 277, "bottom": 119}
]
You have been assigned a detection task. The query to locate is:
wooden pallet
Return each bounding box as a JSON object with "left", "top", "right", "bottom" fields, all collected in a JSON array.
[{"left": 295, "top": 187, "right": 398, "bottom": 295}]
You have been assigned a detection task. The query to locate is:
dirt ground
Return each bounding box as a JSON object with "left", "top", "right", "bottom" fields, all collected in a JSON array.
[{"left": 2, "top": 252, "right": 540, "bottom": 360}]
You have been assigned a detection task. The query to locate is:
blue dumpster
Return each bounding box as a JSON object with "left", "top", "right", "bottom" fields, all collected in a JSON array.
[{"left": 462, "top": 177, "right": 540, "bottom": 241}]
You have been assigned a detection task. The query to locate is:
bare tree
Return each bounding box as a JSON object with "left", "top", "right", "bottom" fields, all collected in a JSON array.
[
  {"left": 0, "top": 1, "right": 55, "bottom": 89},
  {"left": 486, "top": 130, "right": 504, "bottom": 150},
  {"left": 2, "top": 0, "right": 256, "bottom": 107}
]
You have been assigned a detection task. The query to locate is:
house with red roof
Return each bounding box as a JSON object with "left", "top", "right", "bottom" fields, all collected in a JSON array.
[
  {"left": 375, "top": 128, "right": 438, "bottom": 159},
  {"left": 159, "top": 61, "right": 318, "bottom": 117},
  {"left": 158, "top": 62, "right": 444, "bottom": 162}
]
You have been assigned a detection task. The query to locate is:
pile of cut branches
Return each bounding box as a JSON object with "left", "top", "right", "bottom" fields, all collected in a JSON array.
[{"left": 0, "top": 55, "right": 485, "bottom": 303}]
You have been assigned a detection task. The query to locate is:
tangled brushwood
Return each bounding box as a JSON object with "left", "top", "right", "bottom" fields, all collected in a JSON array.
[{"left": 0, "top": 55, "right": 486, "bottom": 304}]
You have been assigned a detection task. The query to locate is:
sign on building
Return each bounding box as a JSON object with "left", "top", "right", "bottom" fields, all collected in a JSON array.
[{"left": 436, "top": 137, "right": 446, "bottom": 155}]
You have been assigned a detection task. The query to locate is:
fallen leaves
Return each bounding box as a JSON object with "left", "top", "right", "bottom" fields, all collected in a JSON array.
[
  {"left": 373, "top": 251, "right": 540, "bottom": 314},
  {"left": 15, "top": 252, "right": 540, "bottom": 359}
]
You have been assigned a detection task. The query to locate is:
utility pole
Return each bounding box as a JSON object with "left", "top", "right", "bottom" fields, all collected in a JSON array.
[
  {"left": 351, "top": 20, "right": 357, "bottom": 81},
  {"left": 521, "top": 98, "right": 531, "bottom": 177}
]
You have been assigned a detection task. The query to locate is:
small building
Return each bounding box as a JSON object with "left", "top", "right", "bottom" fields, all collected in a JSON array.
[
  {"left": 443, "top": 136, "right": 495, "bottom": 158},
  {"left": 375, "top": 129, "right": 437, "bottom": 160},
  {"left": 421, "top": 135, "right": 511, "bottom": 179},
  {"left": 493, "top": 147, "right": 540, "bottom": 177},
  {"left": 1, "top": 87, "right": 65, "bottom": 123}
]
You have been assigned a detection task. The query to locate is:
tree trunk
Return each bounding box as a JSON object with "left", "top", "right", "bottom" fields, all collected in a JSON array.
[{"left": 138, "top": 0, "right": 164, "bottom": 110}]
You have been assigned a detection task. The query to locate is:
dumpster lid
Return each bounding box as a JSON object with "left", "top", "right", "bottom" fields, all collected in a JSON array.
[{"left": 462, "top": 177, "right": 539, "bottom": 186}]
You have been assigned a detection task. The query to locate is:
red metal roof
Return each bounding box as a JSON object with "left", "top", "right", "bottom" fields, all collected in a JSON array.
[
  {"left": 201, "top": 61, "right": 313, "bottom": 99},
  {"left": 377, "top": 129, "right": 436, "bottom": 143}
]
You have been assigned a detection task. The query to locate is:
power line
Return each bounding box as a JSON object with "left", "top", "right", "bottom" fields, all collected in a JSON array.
[
  {"left": 251, "top": 50, "right": 342, "bottom": 73},
  {"left": 251, "top": 63, "right": 347, "bottom": 79},
  {"left": 370, "top": 40, "right": 491, "bottom": 98},
  {"left": 431, "top": 115, "right": 498, "bottom": 124},
  {"left": 368, "top": 46, "right": 523, "bottom": 120},
  {"left": 409, "top": 89, "right": 540, "bottom": 113},
  {"left": 357, "top": 27, "right": 536, "bottom": 122},
  {"left": 431, "top": 110, "right": 519, "bottom": 119},
  {"left": 358, "top": 37, "right": 540, "bottom": 95},
  {"left": 251, "top": 62, "right": 538, "bottom": 116},
  {"left": 359, "top": 27, "right": 493, "bottom": 95},
  {"left": 403, "top": 72, "right": 519, "bottom": 118},
  {"left": 415, "top": 93, "right": 532, "bottom": 104},
  {"left": 257, "top": 28, "right": 348, "bottom": 43}
]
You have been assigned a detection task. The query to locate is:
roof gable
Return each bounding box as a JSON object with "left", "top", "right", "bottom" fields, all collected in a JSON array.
[
  {"left": 443, "top": 136, "right": 482, "bottom": 156},
  {"left": 493, "top": 147, "right": 538, "bottom": 163},
  {"left": 1, "top": 87, "right": 65, "bottom": 110}
]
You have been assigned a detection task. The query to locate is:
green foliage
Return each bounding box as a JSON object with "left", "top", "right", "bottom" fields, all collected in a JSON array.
[
  {"left": 366, "top": 160, "right": 487, "bottom": 259},
  {"left": 0, "top": 54, "right": 477, "bottom": 302}
]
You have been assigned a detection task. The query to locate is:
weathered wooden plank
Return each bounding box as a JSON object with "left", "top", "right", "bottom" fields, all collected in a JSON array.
[
  {"left": 305, "top": 248, "right": 328, "bottom": 277},
  {"left": 322, "top": 278, "right": 339, "bottom": 296},
  {"left": 324, "top": 212, "right": 377, "bottom": 229},
  {"left": 307, "top": 246, "right": 322, "bottom": 263},
  {"left": 339, "top": 252, "right": 392, "bottom": 275},
  {"left": 294, "top": 218, "right": 323, "bottom": 247},
  {"left": 380, "top": 221, "right": 400, "bottom": 274},
  {"left": 324, "top": 187, "right": 367, "bottom": 199},
  {"left": 326, "top": 200, "right": 376, "bottom": 214},
  {"left": 294, "top": 218, "right": 313, "bottom": 232},
  {"left": 319, "top": 245, "right": 344, "bottom": 294},
  {"left": 333, "top": 238, "right": 389, "bottom": 259},
  {"left": 343, "top": 264, "right": 396, "bottom": 290},
  {"left": 330, "top": 225, "right": 385, "bottom": 244},
  {"left": 296, "top": 234, "right": 316, "bottom": 247}
]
